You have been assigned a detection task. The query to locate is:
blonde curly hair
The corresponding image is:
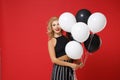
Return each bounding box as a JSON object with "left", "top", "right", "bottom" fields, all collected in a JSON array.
[{"left": 47, "top": 17, "right": 59, "bottom": 39}]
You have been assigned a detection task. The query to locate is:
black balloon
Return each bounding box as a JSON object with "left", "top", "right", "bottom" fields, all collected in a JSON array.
[
  {"left": 76, "top": 9, "right": 91, "bottom": 24},
  {"left": 84, "top": 34, "right": 101, "bottom": 53}
]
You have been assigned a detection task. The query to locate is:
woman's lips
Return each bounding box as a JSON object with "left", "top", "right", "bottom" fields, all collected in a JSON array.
[{"left": 55, "top": 28, "right": 60, "bottom": 31}]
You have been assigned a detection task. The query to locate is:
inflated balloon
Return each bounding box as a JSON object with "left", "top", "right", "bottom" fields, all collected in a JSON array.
[
  {"left": 76, "top": 9, "right": 91, "bottom": 24},
  {"left": 59, "top": 12, "right": 76, "bottom": 32},
  {"left": 65, "top": 41, "right": 83, "bottom": 59},
  {"left": 84, "top": 34, "right": 102, "bottom": 53},
  {"left": 87, "top": 12, "right": 107, "bottom": 33},
  {"left": 71, "top": 22, "right": 90, "bottom": 43}
]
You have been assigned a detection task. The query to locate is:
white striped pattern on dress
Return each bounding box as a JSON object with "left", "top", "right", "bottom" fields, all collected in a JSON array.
[{"left": 51, "top": 60, "right": 74, "bottom": 80}]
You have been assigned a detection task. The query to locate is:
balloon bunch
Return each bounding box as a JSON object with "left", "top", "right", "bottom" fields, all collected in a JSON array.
[{"left": 59, "top": 9, "right": 107, "bottom": 61}]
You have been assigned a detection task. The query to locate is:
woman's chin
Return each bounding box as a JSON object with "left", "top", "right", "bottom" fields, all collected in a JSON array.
[{"left": 56, "top": 32, "right": 61, "bottom": 34}]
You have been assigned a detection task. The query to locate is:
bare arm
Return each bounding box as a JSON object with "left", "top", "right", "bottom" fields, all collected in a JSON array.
[
  {"left": 73, "top": 59, "right": 82, "bottom": 65},
  {"left": 48, "top": 39, "right": 78, "bottom": 69},
  {"left": 74, "top": 59, "right": 84, "bottom": 68}
]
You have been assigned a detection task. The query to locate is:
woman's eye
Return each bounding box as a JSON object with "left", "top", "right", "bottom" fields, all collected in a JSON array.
[{"left": 52, "top": 24, "right": 55, "bottom": 26}]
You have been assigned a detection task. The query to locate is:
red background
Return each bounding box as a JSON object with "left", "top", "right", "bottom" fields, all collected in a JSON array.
[{"left": 0, "top": 0, "right": 120, "bottom": 80}]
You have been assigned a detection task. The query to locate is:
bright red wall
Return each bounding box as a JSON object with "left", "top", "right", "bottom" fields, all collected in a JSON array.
[{"left": 1, "top": 0, "right": 120, "bottom": 80}]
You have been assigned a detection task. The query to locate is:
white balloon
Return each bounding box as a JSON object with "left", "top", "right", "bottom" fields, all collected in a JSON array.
[
  {"left": 71, "top": 22, "right": 90, "bottom": 43},
  {"left": 59, "top": 12, "right": 76, "bottom": 32},
  {"left": 65, "top": 41, "right": 83, "bottom": 59},
  {"left": 88, "top": 12, "right": 107, "bottom": 33}
]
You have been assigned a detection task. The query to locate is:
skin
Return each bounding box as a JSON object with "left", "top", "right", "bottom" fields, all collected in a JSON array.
[{"left": 48, "top": 20, "right": 84, "bottom": 70}]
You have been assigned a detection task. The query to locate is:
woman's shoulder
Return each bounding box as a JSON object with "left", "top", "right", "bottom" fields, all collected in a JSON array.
[{"left": 48, "top": 38, "right": 56, "bottom": 45}]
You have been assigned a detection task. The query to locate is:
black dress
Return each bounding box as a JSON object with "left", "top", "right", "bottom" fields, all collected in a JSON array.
[{"left": 51, "top": 35, "right": 74, "bottom": 80}]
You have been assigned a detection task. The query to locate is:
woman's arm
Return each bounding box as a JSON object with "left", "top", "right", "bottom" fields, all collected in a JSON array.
[
  {"left": 73, "top": 59, "right": 82, "bottom": 65},
  {"left": 48, "top": 39, "right": 78, "bottom": 69},
  {"left": 73, "top": 59, "right": 84, "bottom": 68}
]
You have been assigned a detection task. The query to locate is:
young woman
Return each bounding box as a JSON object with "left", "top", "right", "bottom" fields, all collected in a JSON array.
[{"left": 47, "top": 17, "right": 83, "bottom": 80}]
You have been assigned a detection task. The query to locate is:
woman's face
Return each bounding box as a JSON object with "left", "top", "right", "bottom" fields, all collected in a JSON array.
[{"left": 52, "top": 20, "right": 62, "bottom": 34}]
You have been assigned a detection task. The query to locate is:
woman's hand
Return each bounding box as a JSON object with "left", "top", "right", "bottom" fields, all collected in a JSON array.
[
  {"left": 73, "top": 59, "right": 85, "bottom": 69},
  {"left": 70, "top": 63, "right": 80, "bottom": 70},
  {"left": 78, "top": 62, "right": 84, "bottom": 68}
]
